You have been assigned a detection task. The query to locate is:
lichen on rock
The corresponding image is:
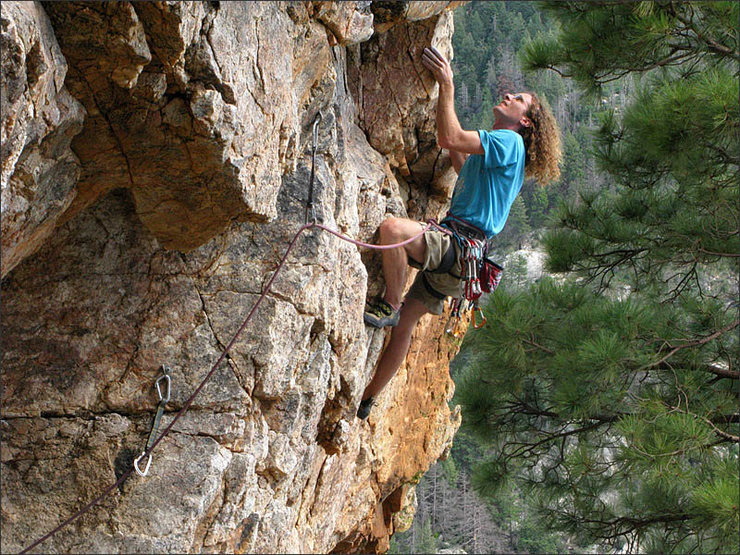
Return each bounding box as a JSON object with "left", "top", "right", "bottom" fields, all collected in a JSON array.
[{"left": 1, "top": 1, "right": 465, "bottom": 553}]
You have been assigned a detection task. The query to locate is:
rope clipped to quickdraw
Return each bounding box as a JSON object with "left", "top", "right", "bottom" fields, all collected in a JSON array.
[
  {"left": 305, "top": 112, "right": 323, "bottom": 225},
  {"left": 134, "top": 365, "right": 171, "bottom": 477}
]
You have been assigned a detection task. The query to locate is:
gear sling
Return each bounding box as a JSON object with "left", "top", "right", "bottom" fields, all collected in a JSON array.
[{"left": 423, "top": 214, "right": 503, "bottom": 337}]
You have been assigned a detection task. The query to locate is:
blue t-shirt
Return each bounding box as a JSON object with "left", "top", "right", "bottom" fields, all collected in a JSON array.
[{"left": 448, "top": 129, "right": 525, "bottom": 237}]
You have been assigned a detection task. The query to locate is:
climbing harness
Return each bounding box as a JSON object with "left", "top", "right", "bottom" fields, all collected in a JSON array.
[
  {"left": 134, "top": 366, "right": 172, "bottom": 477},
  {"left": 439, "top": 215, "right": 504, "bottom": 337}
]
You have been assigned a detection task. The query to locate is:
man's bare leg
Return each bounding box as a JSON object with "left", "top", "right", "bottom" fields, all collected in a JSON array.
[
  {"left": 361, "top": 298, "right": 430, "bottom": 401},
  {"left": 378, "top": 218, "right": 427, "bottom": 309}
]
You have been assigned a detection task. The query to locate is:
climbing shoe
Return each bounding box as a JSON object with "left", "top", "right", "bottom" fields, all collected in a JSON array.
[
  {"left": 357, "top": 397, "right": 375, "bottom": 420},
  {"left": 363, "top": 299, "right": 401, "bottom": 328}
]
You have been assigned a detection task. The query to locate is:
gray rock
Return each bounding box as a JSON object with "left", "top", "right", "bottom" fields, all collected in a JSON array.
[{"left": 0, "top": 1, "right": 84, "bottom": 277}]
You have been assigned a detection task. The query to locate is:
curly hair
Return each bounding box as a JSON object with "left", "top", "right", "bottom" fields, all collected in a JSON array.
[{"left": 519, "top": 93, "right": 562, "bottom": 186}]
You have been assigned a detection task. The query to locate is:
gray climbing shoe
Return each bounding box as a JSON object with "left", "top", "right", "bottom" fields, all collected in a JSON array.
[
  {"left": 364, "top": 299, "right": 401, "bottom": 328},
  {"left": 357, "top": 397, "right": 375, "bottom": 420}
]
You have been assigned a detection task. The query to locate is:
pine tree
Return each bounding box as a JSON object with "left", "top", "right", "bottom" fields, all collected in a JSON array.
[
  {"left": 494, "top": 195, "right": 531, "bottom": 251},
  {"left": 525, "top": 184, "right": 548, "bottom": 229},
  {"left": 504, "top": 253, "right": 529, "bottom": 290},
  {"left": 456, "top": 2, "right": 739, "bottom": 552}
]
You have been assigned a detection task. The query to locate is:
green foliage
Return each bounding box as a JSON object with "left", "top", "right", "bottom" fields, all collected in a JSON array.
[
  {"left": 449, "top": 2, "right": 738, "bottom": 552},
  {"left": 416, "top": 518, "right": 439, "bottom": 554},
  {"left": 505, "top": 254, "right": 529, "bottom": 290},
  {"left": 559, "top": 131, "right": 585, "bottom": 191},
  {"left": 456, "top": 281, "right": 738, "bottom": 551},
  {"left": 545, "top": 65, "right": 739, "bottom": 297},
  {"left": 524, "top": 1, "right": 739, "bottom": 98},
  {"left": 389, "top": 516, "right": 439, "bottom": 554},
  {"left": 516, "top": 516, "right": 564, "bottom": 554},
  {"left": 440, "top": 456, "right": 459, "bottom": 488},
  {"left": 524, "top": 184, "right": 548, "bottom": 228}
]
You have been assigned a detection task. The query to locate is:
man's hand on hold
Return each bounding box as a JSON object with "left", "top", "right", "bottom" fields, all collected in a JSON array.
[{"left": 422, "top": 46, "right": 454, "bottom": 88}]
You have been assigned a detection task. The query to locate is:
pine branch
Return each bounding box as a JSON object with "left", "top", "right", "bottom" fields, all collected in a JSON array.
[
  {"left": 711, "top": 413, "right": 740, "bottom": 424},
  {"left": 609, "top": 52, "right": 697, "bottom": 75},
  {"left": 661, "top": 401, "right": 740, "bottom": 443},
  {"left": 701, "top": 417, "right": 740, "bottom": 443},
  {"left": 593, "top": 513, "right": 694, "bottom": 542},
  {"left": 705, "top": 363, "right": 739, "bottom": 380},
  {"left": 664, "top": 262, "right": 700, "bottom": 301},
  {"left": 523, "top": 334, "right": 554, "bottom": 354},
  {"left": 697, "top": 248, "right": 740, "bottom": 258},
  {"left": 645, "top": 319, "right": 739, "bottom": 371},
  {"left": 673, "top": 12, "right": 740, "bottom": 61},
  {"left": 504, "top": 399, "right": 559, "bottom": 419},
  {"left": 504, "top": 420, "right": 606, "bottom": 459}
]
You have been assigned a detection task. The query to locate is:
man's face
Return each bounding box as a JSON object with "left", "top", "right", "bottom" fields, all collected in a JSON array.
[{"left": 493, "top": 93, "right": 534, "bottom": 129}]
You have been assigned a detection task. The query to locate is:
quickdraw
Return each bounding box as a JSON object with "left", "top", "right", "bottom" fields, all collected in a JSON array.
[
  {"left": 459, "top": 235, "right": 485, "bottom": 301},
  {"left": 445, "top": 297, "right": 464, "bottom": 337},
  {"left": 134, "top": 365, "right": 172, "bottom": 477},
  {"left": 305, "top": 112, "right": 323, "bottom": 225}
]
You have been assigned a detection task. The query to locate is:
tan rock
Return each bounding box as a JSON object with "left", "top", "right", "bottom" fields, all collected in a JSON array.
[
  {"left": 312, "top": 1, "right": 375, "bottom": 45},
  {"left": 40, "top": 1, "right": 326, "bottom": 251},
  {"left": 371, "top": 1, "right": 466, "bottom": 33},
  {"left": 349, "top": 7, "right": 455, "bottom": 196}
]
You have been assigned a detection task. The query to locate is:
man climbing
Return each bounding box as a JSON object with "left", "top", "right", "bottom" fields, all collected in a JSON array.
[{"left": 357, "top": 46, "right": 561, "bottom": 419}]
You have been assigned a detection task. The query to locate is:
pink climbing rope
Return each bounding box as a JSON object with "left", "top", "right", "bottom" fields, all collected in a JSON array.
[{"left": 19, "top": 219, "right": 447, "bottom": 554}]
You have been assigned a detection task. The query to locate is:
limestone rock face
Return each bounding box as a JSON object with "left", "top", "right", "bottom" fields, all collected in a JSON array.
[
  {"left": 42, "top": 1, "right": 318, "bottom": 251},
  {"left": 312, "top": 1, "right": 375, "bottom": 46},
  {"left": 1, "top": 2, "right": 465, "bottom": 553}
]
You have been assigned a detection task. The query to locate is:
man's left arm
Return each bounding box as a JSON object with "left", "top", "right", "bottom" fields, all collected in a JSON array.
[{"left": 422, "top": 47, "right": 484, "bottom": 156}]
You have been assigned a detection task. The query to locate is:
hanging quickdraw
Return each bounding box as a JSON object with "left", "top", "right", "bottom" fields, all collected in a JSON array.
[
  {"left": 134, "top": 365, "right": 172, "bottom": 477},
  {"left": 305, "top": 112, "right": 323, "bottom": 225}
]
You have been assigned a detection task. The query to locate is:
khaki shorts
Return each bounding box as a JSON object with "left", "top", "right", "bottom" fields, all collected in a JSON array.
[{"left": 406, "top": 225, "right": 462, "bottom": 315}]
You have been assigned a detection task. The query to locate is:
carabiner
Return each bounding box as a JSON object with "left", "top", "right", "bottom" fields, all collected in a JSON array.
[
  {"left": 472, "top": 306, "right": 487, "bottom": 329},
  {"left": 155, "top": 366, "right": 171, "bottom": 403},
  {"left": 445, "top": 314, "right": 458, "bottom": 336},
  {"left": 452, "top": 318, "right": 465, "bottom": 338},
  {"left": 136, "top": 365, "right": 173, "bottom": 478},
  {"left": 134, "top": 452, "right": 152, "bottom": 477},
  {"left": 312, "top": 111, "right": 322, "bottom": 152}
]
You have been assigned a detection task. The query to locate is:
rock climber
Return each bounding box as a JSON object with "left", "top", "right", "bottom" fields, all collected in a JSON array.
[{"left": 357, "top": 46, "right": 561, "bottom": 420}]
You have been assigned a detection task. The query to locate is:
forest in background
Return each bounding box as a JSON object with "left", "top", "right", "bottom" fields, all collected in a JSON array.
[{"left": 392, "top": 1, "right": 738, "bottom": 554}]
